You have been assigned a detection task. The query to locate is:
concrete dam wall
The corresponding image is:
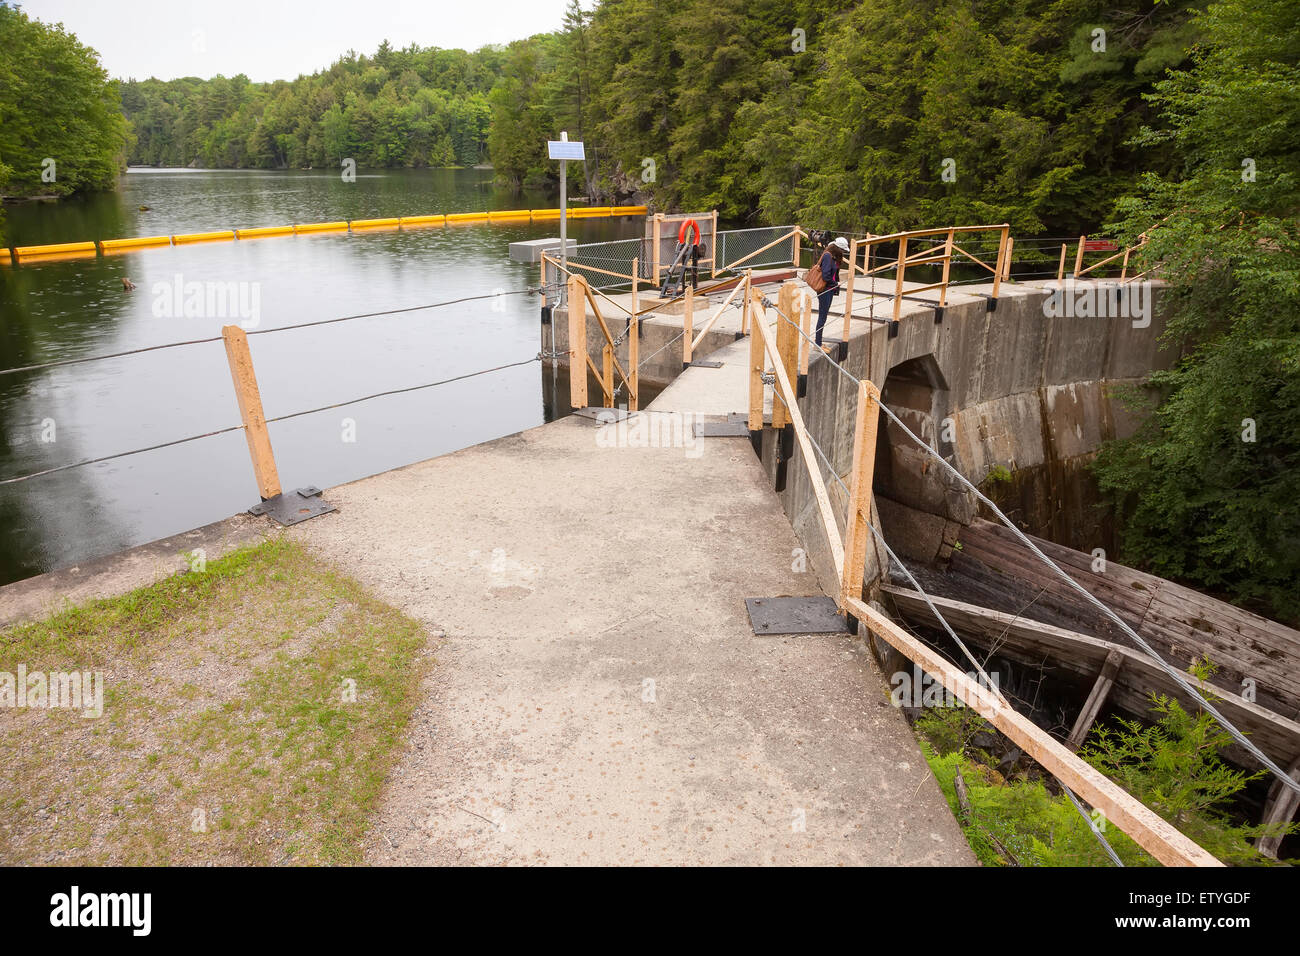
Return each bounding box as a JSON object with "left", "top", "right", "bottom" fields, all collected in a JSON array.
[{"left": 757, "top": 281, "right": 1176, "bottom": 595}]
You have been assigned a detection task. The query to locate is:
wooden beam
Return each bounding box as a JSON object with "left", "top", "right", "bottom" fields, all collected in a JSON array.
[
  {"left": 799, "top": 292, "right": 811, "bottom": 376},
  {"left": 602, "top": 343, "right": 614, "bottom": 408},
  {"left": 841, "top": 238, "right": 858, "bottom": 343},
  {"left": 772, "top": 281, "right": 799, "bottom": 429},
  {"left": 711, "top": 209, "right": 718, "bottom": 277},
  {"left": 222, "top": 326, "right": 282, "bottom": 500},
  {"left": 1058, "top": 243, "right": 1067, "bottom": 282},
  {"left": 568, "top": 274, "right": 587, "bottom": 408},
  {"left": 939, "top": 230, "right": 954, "bottom": 308},
  {"left": 892, "top": 236, "right": 908, "bottom": 323},
  {"left": 748, "top": 287, "right": 765, "bottom": 432},
  {"left": 690, "top": 280, "right": 744, "bottom": 351},
  {"left": 683, "top": 286, "right": 694, "bottom": 366},
  {"left": 1256, "top": 757, "right": 1300, "bottom": 859},
  {"left": 580, "top": 282, "right": 634, "bottom": 392},
  {"left": 883, "top": 584, "right": 1300, "bottom": 770},
  {"left": 751, "top": 306, "right": 845, "bottom": 577},
  {"left": 844, "top": 595, "right": 1223, "bottom": 867},
  {"left": 629, "top": 258, "right": 639, "bottom": 411},
  {"left": 991, "top": 226, "right": 1008, "bottom": 299},
  {"left": 727, "top": 228, "right": 801, "bottom": 272},
  {"left": 1074, "top": 235, "right": 1086, "bottom": 277},
  {"left": 1068, "top": 648, "right": 1125, "bottom": 749},
  {"left": 840, "top": 379, "right": 881, "bottom": 609},
  {"left": 653, "top": 215, "right": 661, "bottom": 282}
]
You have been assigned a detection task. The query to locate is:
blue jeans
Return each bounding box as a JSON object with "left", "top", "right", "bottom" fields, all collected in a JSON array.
[{"left": 815, "top": 288, "right": 836, "bottom": 345}]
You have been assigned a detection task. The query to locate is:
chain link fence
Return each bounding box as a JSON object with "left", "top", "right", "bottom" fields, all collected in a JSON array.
[
  {"left": 545, "top": 224, "right": 802, "bottom": 306},
  {"left": 716, "top": 226, "right": 797, "bottom": 272}
]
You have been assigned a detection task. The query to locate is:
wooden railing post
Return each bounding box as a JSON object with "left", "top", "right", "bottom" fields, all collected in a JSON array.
[
  {"left": 652, "top": 216, "right": 662, "bottom": 284},
  {"left": 841, "top": 238, "right": 858, "bottom": 344},
  {"left": 683, "top": 285, "right": 694, "bottom": 367},
  {"left": 939, "top": 229, "right": 954, "bottom": 308},
  {"left": 748, "top": 287, "right": 765, "bottom": 435},
  {"left": 568, "top": 273, "right": 588, "bottom": 408},
  {"left": 1073, "top": 235, "right": 1086, "bottom": 277},
  {"left": 799, "top": 291, "right": 812, "bottom": 377},
  {"left": 892, "top": 236, "right": 908, "bottom": 323},
  {"left": 772, "top": 281, "right": 799, "bottom": 429},
  {"left": 629, "top": 257, "right": 640, "bottom": 411},
  {"left": 602, "top": 343, "right": 614, "bottom": 408},
  {"left": 840, "top": 379, "right": 881, "bottom": 609},
  {"left": 991, "top": 226, "right": 1009, "bottom": 300},
  {"left": 222, "top": 325, "right": 282, "bottom": 501},
  {"left": 710, "top": 209, "right": 718, "bottom": 277},
  {"left": 741, "top": 270, "right": 752, "bottom": 334},
  {"left": 1058, "top": 243, "right": 1068, "bottom": 282},
  {"left": 1002, "top": 235, "right": 1014, "bottom": 281},
  {"left": 792, "top": 228, "right": 801, "bottom": 269}
]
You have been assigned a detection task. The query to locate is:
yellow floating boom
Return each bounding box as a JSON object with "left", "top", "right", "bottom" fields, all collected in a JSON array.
[
  {"left": 15, "top": 240, "right": 98, "bottom": 258},
  {"left": 100, "top": 235, "right": 172, "bottom": 252},
  {"left": 236, "top": 225, "right": 295, "bottom": 239},
  {"left": 9, "top": 207, "right": 651, "bottom": 265},
  {"left": 294, "top": 221, "right": 349, "bottom": 234},
  {"left": 173, "top": 230, "right": 236, "bottom": 244}
]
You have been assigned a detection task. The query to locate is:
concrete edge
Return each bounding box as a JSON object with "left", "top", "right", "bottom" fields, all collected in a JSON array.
[{"left": 0, "top": 513, "right": 275, "bottom": 629}]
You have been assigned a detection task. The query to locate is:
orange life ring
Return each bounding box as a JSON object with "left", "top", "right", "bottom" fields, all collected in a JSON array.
[{"left": 677, "top": 218, "right": 701, "bottom": 246}]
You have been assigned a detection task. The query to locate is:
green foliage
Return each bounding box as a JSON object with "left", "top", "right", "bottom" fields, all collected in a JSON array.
[
  {"left": 1095, "top": 0, "right": 1300, "bottom": 624},
  {"left": 119, "top": 44, "right": 500, "bottom": 170},
  {"left": 531, "top": 0, "right": 1201, "bottom": 231},
  {"left": 0, "top": 3, "right": 129, "bottom": 197},
  {"left": 924, "top": 744, "right": 1156, "bottom": 866},
  {"left": 1082, "top": 690, "right": 1291, "bottom": 865},
  {"left": 915, "top": 658, "right": 1293, "bottom": 866},
  {"left": 985, "top": 465, "right": 1013, "bottom": 484}
]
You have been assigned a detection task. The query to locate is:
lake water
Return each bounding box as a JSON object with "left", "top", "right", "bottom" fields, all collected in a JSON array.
[{"left": 0, "top": 168, "right": 641, "bottom": 587}]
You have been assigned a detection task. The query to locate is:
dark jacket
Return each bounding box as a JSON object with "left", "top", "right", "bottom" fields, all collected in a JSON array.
[{"left": 819, "top": 250, "right": 841, "bottom": 295}]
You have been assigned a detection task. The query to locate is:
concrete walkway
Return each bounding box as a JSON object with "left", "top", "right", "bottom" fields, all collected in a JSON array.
[{"left": 292, "top": 412, "right": 972, "bottom": 865}]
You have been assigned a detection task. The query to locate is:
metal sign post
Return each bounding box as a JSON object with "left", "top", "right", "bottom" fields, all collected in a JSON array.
[{"left": 547, "top": 133, "right": 585, "bottom": 304}]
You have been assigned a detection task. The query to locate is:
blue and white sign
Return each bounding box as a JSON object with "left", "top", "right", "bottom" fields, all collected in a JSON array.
[{"left": 547, "top": 140, "right": 586, "bottom": 161}]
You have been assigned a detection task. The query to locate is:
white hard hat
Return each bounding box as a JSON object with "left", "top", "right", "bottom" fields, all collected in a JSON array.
[{"left": 832, "top": 237, "right": 850, "bottom": 252}]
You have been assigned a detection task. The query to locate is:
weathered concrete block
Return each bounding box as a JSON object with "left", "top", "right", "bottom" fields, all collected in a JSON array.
[
  {"left": 509, "top": 237, "right": 578, "bottom": 263},
  {"left": 1042, "top": 381, "right": 1106, "bottom": 459}
]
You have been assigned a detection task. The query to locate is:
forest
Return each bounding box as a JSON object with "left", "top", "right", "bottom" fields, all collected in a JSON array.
[{"left": 110, "top": 0, "right": 1209, "bottom": 237}]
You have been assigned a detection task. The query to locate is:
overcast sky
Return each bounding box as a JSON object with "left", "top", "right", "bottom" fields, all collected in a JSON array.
[{"left": 22, "top": 0, "right": 577, "bottom": 82}]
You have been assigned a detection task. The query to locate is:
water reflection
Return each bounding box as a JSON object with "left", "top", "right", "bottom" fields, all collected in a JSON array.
[{"left": 0, "top": 169, "right": 641, "bottom": 585}]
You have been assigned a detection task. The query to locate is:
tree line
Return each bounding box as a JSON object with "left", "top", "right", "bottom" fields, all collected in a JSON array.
[
  {"left": 0, "top": 3, "right": 128, "bottom": 198},
  {"left": 119, "top": 42, "right": 496, "bottom": 170}
]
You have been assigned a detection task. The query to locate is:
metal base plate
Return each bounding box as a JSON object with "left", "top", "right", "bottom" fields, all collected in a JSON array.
[
  {"left": 687, "top": 360, "right": 723, "bottom": 369},
  {"left": 249, "top": 487, "right": 336, "bottom": 526},
  {"left": 573, "top": 407, "right": 630, "bottom": 422},
  {"left": 745, "top": 596, "right": 851, "bottom": 635},
  {"left": 695, "top": 421, "right": 750, "bottom": 438}
]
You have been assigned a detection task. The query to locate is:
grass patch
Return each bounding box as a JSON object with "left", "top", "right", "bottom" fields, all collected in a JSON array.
[{"left": 0, "top": 537, "right": 431, "bottom": 865}]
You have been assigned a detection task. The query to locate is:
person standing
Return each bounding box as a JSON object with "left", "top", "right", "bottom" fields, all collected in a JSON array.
[{"left": 813, "top": 237, "right": 849, "bottom": 349}]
